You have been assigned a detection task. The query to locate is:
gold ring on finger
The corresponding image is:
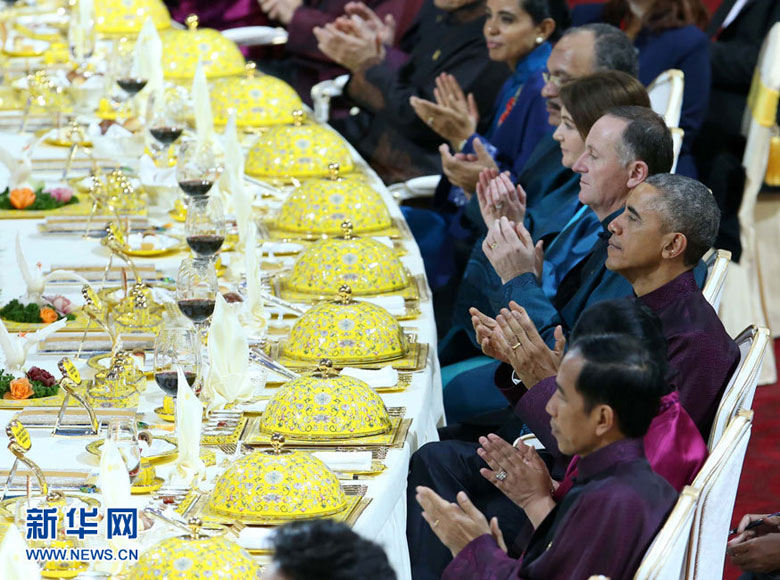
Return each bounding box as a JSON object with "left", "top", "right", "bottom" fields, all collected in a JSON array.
[
  {"left": 511, "top": 342, "right": 522, "bottom": 350},
  {"left": 489, "top": 242, "right": 497, "bottom": 250}
]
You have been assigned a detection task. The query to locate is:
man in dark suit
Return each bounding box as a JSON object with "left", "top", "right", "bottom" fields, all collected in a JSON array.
[{"left": 694, "top": 0, "right": 780, "bottom": 261}]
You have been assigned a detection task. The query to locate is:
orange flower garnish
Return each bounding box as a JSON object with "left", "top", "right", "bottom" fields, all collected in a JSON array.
[
  {"left": 9, "top": 187, "right": 36, "bottom": 210},
  {"left": 7, "top": 377, "right": 33, "bottom": 400},
  {"left": 39, "top": 306, "right": 58, "bottom": 323}
]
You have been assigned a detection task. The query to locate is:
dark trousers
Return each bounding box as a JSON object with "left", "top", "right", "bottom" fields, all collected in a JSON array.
[{"left": 406, "top": 440, "right": 534, "bottom": 580}]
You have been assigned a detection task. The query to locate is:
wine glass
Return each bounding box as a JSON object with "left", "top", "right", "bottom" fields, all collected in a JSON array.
[
  {"left": 186, "top": 195, "right": 226, "bottom": 261},
  {"left": 68, "top": 10, "right": 96, "bottom": 69},
  {"left": 153, "top": 325, "right": 202, "bottom": 413},
  {"left": 147, "top": 91, "right": 186, "bottom": 167},
  {"left": 176, "top": 139, "right": 225, "bottom": 199},
  {"left": 105, "top": 418, "right": 142, "bottom": 483},
  {"left": 114, "top": 43, "right": 147, "bottom": 119},
  {"left": 176, "top": 257, "right": 218, "bottom": 342}
]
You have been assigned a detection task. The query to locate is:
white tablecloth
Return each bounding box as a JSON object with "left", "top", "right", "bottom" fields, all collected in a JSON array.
[{"left": 0, "top": 134, "right": 444, "bottom": 579}]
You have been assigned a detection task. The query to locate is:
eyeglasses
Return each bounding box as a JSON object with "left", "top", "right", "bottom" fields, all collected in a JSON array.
[{"left": 542, "top": 71, "right": 568, "bottom": 89}]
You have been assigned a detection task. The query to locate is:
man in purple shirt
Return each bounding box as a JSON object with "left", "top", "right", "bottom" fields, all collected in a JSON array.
[
  {"left": 416, "top": 332, "right": 678, "bottom": 580},
  {"left": 407, "top": 173, "right": 739, "bottom": 578}
]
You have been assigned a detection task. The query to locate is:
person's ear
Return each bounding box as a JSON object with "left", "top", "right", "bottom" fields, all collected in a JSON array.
[
  {"left": 593, "top": 404, "right": 615, "bottom": 437},
  {"left": 535, "top": 18, "right": 556, "bottom": 44},
  {"left": 625, "top": 161, "right": 649, "bottom": 189},
  {"left": 661, "top": 232, "right": 687, "bottom": 262}
]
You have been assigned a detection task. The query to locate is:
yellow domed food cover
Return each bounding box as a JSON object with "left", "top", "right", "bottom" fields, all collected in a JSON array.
[
  {"left": 275, "top": 175, "right": 391, "bottom": 235},
  {"left": 282, "top": 286, "right": 407, "bottom": 364},
  {"left": 287, "top": 222, "right": 408, "bottom": 296},
  {"left": 128, "top": 524, "right": 258, "bottom": 579},
  {"left": 245, "top": 111, "right": 353, "bottom": 179},
  {"left": 206, "top": 443, "right": 347, "bottom": 521},
  {"left": 261, "top": 361, "right": 392, "bottom": 439},
  {"left": 210, "top": 64, "right": 303, "bottom": 127},
  {"left": 95, "top": 0, "right": 172, "bottom": 35},
  {"left": 161, "top": 16, "right": 245, "bottom": 80}
]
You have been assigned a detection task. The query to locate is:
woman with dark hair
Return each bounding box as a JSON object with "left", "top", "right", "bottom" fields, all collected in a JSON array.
[
  {"left": 572, "top": 0, "right": 710, "bottom": 178},
  {"left": 443, "top": 70, "right": 652, "bottom": 425},
  {"left": 409, "top": 0, "right": 566, "bottom": 205}
]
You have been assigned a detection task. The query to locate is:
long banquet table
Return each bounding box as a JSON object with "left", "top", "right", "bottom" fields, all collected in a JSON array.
[{"left": 0, "top": 128, "right": 445, "bottom": 579}]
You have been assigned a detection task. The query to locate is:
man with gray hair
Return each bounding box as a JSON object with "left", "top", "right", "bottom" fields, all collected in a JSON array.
[{"left": 407, "top": 173, "right": 739, "bottom": 579}]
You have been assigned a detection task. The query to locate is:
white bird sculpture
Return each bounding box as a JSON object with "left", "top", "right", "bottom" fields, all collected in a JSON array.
[
  {"left": 16, "top": 233, "right": 90, "bottom": 304},
  {"left": 0, "top": 317, "right": 67, "bottom": 372}
]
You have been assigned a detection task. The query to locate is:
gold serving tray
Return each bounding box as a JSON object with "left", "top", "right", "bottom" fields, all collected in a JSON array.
[
  {"left": 243, "top": 414, "right": 412, "bottom": 449},
  {"left": 263, "top": 372, "right": 412, "bottom": 394},
  {"left": 0, "top": 493, "right": 101, "bottom": 520},
  {"left": 1, "top": 310, "right": 90, "bottom": 333},
  {"left": 0, "top": 198, "right": 95, "bottom": 220},
  {"left": 175, "top": 484, "right": 370, "bottom": 527},
  {"left": 274, "top": 272, "right": 426, "bottom": 305},
  {"left": 261, "top": 217, "right": 407, "bottom": 241},
  {"left": 269, "top": 334, "right": 429, "bottom": 371}
]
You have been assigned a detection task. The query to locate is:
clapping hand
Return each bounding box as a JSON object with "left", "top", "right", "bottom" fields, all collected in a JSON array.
[
  {"left": 314, "top": 17, "right": 383, "bottom": 72},
  {"left": 415, "top": 487, "right": 507, "bottom": 557},
  {"left": 344, "top": 2, "right": 396, "bottom": 44},
  {"left": 483, "top": 217, "right": 542, "bottom": 284},
  {"left": 259, "top": 0, "right": 302, "bottom": 25},
  {"left": 471, "top": 306, "right": 510, "bottom": 363},
  {"left": 491, "top": 302, "right": 565, "bottom": 387},
  {"left": 409, "top": 73, "right": 478, "bottom": 146},
  {"left": 476, "top": 434, "right": 556, "bottom": 527},
  {"left": 476, "top": 169, "right": 527, "bottom": 227}
]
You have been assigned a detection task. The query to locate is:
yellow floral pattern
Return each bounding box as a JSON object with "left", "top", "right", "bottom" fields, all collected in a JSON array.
[
  {"left": 211, "top": 75, "right": 303, "bottom": 127},
  {"left": 276, "top": 176, "right": 392, "bottom": 234},
  {"left": 283, "top": 299, "right": 407, "bottom": 364},
  {"left": 245, "top": 124, "right": 353, "bottom": 178},
  {"left": 160, "top": 28, "right": 245, "bottom": 79},
  {"left": 95, "top": 0, "right": 171, "bottom": 35},
  {"left": 288, "top": 236, "right": 408, "bottom": 295},
  {"left": 206, "top": 450, "right": 347, "bottom": 519},
  {"left": 261, "top": 373, "right": 392, "bottom": 439},
  {"left": 128, "top": 534, "right": 258, "bottom": 579}
]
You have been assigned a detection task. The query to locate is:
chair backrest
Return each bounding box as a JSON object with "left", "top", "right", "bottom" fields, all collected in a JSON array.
[
  {"left": 702, "top": 249, "right": 732, "bottom": 310},
  {"left": 707, "top": 326, "right": 770, "bottom": 450},
  {"left": 685, "top": 411, "right": 753, "bottom": 580},
  {"left": 310, "top": 74, "right": 350, "bottom": 123},
  {"left": 635, "top": 487, "right": 699, "bottom": 580},
  {"left": 648, "top": 69, "right": 685, "bottom": 128},
  {"left": 670, "top": 127, "right": 685, "bottom": 174}
]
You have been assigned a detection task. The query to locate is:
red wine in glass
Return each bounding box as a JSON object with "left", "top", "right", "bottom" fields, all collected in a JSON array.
[
  {"left": 186, "top": 234, "right": 225, "bottom": 257},
  {"left": 117, "top": 78, "right": 148, "bottom": 95},
  {"left": 179, "top": 180, "right": 214, "bottom": 197},
  {"left": 154, "top": 370, "right": 197, "bottom": 396},
  {"left": 150, "top": 126, "right": 183, "bottom": 145},
  {"left": 177, "top": 298, "right": 216, "bottom": 322}
]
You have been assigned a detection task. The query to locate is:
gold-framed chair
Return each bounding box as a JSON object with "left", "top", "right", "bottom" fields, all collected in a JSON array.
[
  {"left": 702, "top": 248, "right": 732, "bottom": 311},
  {"left": 707, "top": 326, "right": 770, "bottom": 450},
  {"left": 670, "top": 127, "right": 685, "bottom": 174},
  {"left": 634, "top": 487, "right": 699, "bottom": 580},
  {"left": 648, "top": 69, "right": 685, "bottom": 129},
  {"left": 685, "top": 411, "right": 753, "bottom": 580}
]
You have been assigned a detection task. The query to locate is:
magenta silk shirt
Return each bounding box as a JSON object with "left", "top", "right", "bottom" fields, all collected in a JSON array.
[{"left": 553, "top": 390, "right": 708, "bottom": 498}]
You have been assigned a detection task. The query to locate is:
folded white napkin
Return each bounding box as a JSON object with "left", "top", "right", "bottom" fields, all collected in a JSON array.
[
  {"left": 237, "top": 527, "right": 273, "bottom": 551},
  {"left": 99, "top": 437, "right": 131, "bottom": 510},
  {"left": 139, "top": 154, "right": 177, "bottom": 187},
  {"left": 360, "top": 295, "right": 405, "bottom": 316},
  {"left": 174, "top": 366, "right": 206, "bottom": 483},
  {"left": 134, "top": 18, "right": 164, "bottom": 104},
  {"left": 87, "top": 122, "right": 132, "bottom": 140},
  {"left": 192, "top": 59, "right": 213, "bottom": 148},
  {"left": 312, "top": 451, "right": 373, "bottom": 472},
  {"left": 220, "top": 113, "right": 251, "bottom": 241},
  {"left": 0, "top": 524, "right": 41, "bottom": 579},
  {"left": 340, "top": 365, "right": 398, "bottom": 389},
  {"left": 203, "top": 294, "right": 253, "bottom": 411}
]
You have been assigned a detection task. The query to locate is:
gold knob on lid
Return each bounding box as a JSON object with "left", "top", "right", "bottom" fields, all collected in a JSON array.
[
  {"left": 328, "top": 162, "right": 340, "bottom": 180},
  {"left": 317, "top": 359, "right": 335, "bottom": 376},
  {"left": 187, "top": 517, "right": 204, "bottom": 539},
  {"left": 270, "top": 433, "right": 286, "bottom": 454},
  {"left": 340, "top": 220, "right": 353, "bottom": 240},
  {"left": 245, "top": 61, "right": 257, "bottom": 78},
  {"left": 337, "top": 285, "right": 352, "bottom": 304},
  {"left": 291, "top": 109, "right": 305, "bottom": 126},
  {"left": 185, "top": 14, "right": 199, "bottom": 30}
]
